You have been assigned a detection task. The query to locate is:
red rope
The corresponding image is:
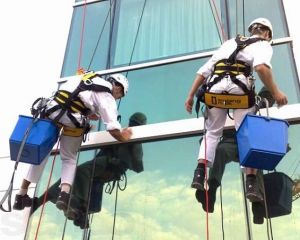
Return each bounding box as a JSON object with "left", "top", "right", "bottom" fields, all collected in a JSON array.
[
  {"left": 77, "top": 0, "right": 88, "bottom": 71},
  {"left": 34, "top": 139, "right": 61, "bottom": 240},
  {"left": 211, "top": 0, "right": 227, "bottom": 41},
  {"left": 35, "top": 2, "right": 88, "bottom": 237}
]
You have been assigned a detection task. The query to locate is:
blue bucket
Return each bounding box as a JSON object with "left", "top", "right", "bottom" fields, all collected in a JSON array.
[
  {"left": 9, "top": 115, "right": 59, "bottom": 165},
  {"left": 237, "top": 114, "right": 289, "bottom": 170}
]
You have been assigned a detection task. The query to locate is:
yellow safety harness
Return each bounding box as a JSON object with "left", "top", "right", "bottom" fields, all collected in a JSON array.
[
  {"left": 195, "top": 35, "right": 265, "bottom": 116},
  {"left": 46, "top": 72, "right": 111, "bottom": 137}
]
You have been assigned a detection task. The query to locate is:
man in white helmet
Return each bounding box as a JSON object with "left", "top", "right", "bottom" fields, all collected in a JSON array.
[
  {"left": 185, "top": 18, "right": 288, "bottom": 203},
  {"left": 13, "top": 71, "right": 133, "bottom": 216}
]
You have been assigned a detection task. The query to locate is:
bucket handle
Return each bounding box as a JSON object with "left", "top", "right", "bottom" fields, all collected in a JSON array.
[
  {"left": 256, "top": 97, "right": 270, "bottom": 120},
  {"left": 262, "top": 98, "right": 270, "bottom": 120}
]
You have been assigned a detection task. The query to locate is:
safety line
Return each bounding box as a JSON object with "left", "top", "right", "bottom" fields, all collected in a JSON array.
[
  {"left": 88, "top": 0, "right": 116, "bottom": 70},
  {"left": 204, "top": 134, "right": 209, "bottom": 240},
  {"left": 262, "top": 175, "right": 272, "bottom": 240},
  {"left": 219, "top": 185, "right": 225, "bottom": 239},
  {"left": 34, "top": 138, "right": 61, "bottom": 240},
  {"left": 127, "top": 0, "right": 147, "bottom": 67},
  {"left": 208, "top": 0, "right": 222, "bottom": 44},
  {"left": 60, "top": 1, "right": 92, "bottom": 238},
  {"left": 242, "top": 0, "right": 245, "bottom": 36},
  {"left": 116, "top": 0, "right": 147, "bottom": 116},
  {"left": 235, "top": 0, "right": 238, "bottom": 35},
  {"left": 110, "top": 178, "right": 127, "bottom": 240},
  {"left": 82, "top": 123, "right": 103, "bottom": 240},
  {"left": 77, "top": 1, "right": 123, "bottom": 238},
  {"left": 84, "top": 2, "right": 119, "bottom": 238},
  {"left": 78, "top": 0, "right": 88, "bottom": 70},
  {"left": 58, "top": 2, "right": 89, "bottom": 239},
  {"left": 201, "top": 105, "right": 210, "bottom": 240},
  {"left": 211, "top": 0, "right": 227, "bottom": 41}
]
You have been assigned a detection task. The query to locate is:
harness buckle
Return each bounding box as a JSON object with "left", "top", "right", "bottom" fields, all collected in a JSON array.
[{"left": 84, "top": 79, "right": 93, "bottom": 85}]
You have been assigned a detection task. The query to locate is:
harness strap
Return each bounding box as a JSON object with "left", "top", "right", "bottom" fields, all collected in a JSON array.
[
  {"left": 48, "top": 74, "right": 111, "bottom": 126},
  {"left": 207, "top": 74, "right": 251, "bottom": 95},
  {"left": 67, "top": 111, "right": 81, "bottom": 128},
  {"left": 231, "top": 76, "right": 252, "bottom": 94},
  {"left": 214, "top": 60, "right": 251, "bottom": 76},
  {"left": 55, "top": 90, "right": 88, "bottom": 114},
  {"left": 227, "top": 35, "right": 265, "bottom": 64}
]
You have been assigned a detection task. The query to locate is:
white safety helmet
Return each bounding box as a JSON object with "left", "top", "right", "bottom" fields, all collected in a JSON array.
[
  {"left": 248, "top": 18, "right": 273, "bottom": 39},
  {"left": 109, "top": 74, "right": 129, "bottom": 96}
]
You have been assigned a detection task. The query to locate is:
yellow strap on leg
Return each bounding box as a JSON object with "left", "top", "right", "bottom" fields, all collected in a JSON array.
[{"left": 55, "top": 122, "right": 84, "bottom": 137}]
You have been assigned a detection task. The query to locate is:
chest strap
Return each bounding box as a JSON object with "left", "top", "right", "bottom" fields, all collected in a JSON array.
[{"left": 47, "top": 72, "right": 111, "bottom": 127}]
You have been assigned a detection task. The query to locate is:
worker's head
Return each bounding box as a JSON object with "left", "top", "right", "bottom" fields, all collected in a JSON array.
[
  {"left": 107, "top": 74, "right": 129, "bottom": 99},
  {"left": 129, "top": 112, "right": 147, "bottom": 127},
  {"left": 248, "top": 18, "right": 273, "bottom": 41}
]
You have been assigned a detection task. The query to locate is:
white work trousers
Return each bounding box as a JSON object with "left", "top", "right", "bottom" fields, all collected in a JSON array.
[
  {"left": 198, "top": 75, "right": 256, "bottom": 167},
  {"left": 24, "top": 110, "right": 83, "bottom": 187}
]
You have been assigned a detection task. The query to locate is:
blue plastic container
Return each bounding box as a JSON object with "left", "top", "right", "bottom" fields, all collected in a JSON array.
[
  {"left": 9, "top": 115, "right": 59, "bottom": 165},
  {"left": 237, "top": 114, "right": 289, "bottom": 171}
]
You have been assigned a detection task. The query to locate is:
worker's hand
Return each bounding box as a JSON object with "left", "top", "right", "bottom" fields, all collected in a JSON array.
[
  {"left": 89, "top": 113, "right": 99, "bottom": 121},
  {"left": 185, "top": 96, "right": 194, "bottom": 114},
  {"left": 273, "top": 90, "right": 288, "bottom": 108},
  {"left": 121, "top": 127, "right": 132, "bottom": 141}
]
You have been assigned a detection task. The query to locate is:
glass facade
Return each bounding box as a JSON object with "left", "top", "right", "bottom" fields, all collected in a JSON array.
[{"left": 25, "top": 0, "right": 300, "bottom": 239}]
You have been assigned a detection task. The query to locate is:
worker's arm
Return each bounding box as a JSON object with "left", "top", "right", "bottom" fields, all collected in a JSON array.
[
  {"left": 185, "top": 74, "right": 206, "bottom": 114},
  {"left": 108, "top": 127, "right": 132, "bottom": 142},
  {"left": 255, "top": 64, "right": 288, "bottom": 107}
]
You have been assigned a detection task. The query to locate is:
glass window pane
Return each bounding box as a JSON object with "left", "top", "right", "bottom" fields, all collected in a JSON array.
[
  {"left": 254, "top": 43, "right": 300, "bottom": 104},
  {"left": 26, "top": 1, "right": 300, "bottom": 239},
  {"left": 62, "top": 1, "right": 112, "bottom": 77},
  {"left": 228, "top": 0, "right": 288, "bottom": 39},
  {"left": 25, "top": 120, "right": 300, "bottom": 240},
  {"left": 111, "top": 0, "right": 222, "bottom": 66}
]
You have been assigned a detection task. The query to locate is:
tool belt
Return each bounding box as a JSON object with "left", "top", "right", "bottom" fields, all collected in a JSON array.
[
  {"left": 203, "top": 91, "right": 255, "bottom": 109},
  {"left": 44, "top": 116, "right": 89, "bottom": 138},
  {"left": 54, "top": 122, "right": 85, "bottom": 137}
]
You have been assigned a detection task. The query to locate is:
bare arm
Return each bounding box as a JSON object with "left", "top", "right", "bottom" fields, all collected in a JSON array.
[
  {"left": 185, "top": 74, "right": 206, "bottom": 114},
  {"left": 255, "top": 64, "right": 288, "bottom": 107},
  {"left": 108, "top": 127, "right": 132, "bottom": 142}
]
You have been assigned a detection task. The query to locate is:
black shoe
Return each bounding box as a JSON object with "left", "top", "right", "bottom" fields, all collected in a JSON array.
[
  {"left": 56, "top": 191, "right": 78, "bottom": 220},
  {"left": 246, "top": 178, "right": 263, "bottom": 202},
  {"left": 252, "top": 202, "right": 264, "bottom": 224},
  {"left": 253, "top": 214, "right": 264, "bottom": 224},
  {"left": 13, "top": 194, "right": 32, "bottom": 210},
  {"left": 73, "top": 210, "right": 90, "bottom": 229},
  {"left": 195, "top": 189, "right": 216, "bottom": 213},
  {"left": 207, "top": 188, "right": 216, "bottom": 212},
  {"left": 191, "top": 168, "right": 205, "bottom": 190}
]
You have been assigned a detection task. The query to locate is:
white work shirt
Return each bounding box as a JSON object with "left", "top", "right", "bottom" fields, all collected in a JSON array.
[
  {"left": 197, "top": 35, "right": 273, "bottom": 78},
  {"left": 48, "top": 75, "right": 122, "bottom": 130}
]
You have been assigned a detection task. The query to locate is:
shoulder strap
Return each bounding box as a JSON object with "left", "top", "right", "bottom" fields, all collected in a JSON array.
[
  {"left": 77, "top": 72, "right": 112, "bottom": 94},
  {"left": 51, "top": 73, "right": 111, "bottom": 124},
  {"left": 227, "top": 35, "right": 265, "bottom": 63}
]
